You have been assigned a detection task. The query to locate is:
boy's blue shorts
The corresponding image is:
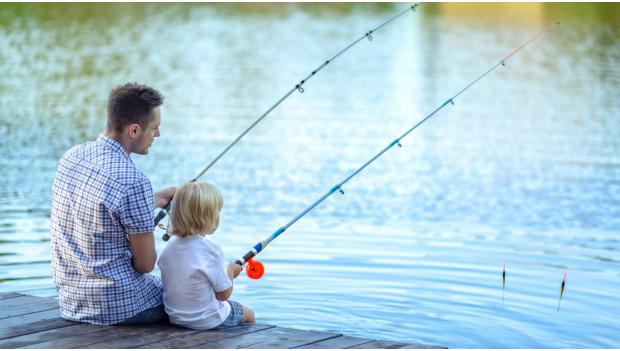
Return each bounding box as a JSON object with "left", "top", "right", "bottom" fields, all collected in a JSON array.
[{"left": 216, "top": 300, "right": 244, "bottom": 328}]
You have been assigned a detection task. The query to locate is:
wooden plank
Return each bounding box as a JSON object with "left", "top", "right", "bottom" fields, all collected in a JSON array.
[
  {"left": 20, "top": 323, "right": 169, "bottom": 349},
  {"left": 0, "top": 292, "right": 447, "bottom": 349},
  {"left": 136, "top": 324, "right": 275, "bottom": 349},
  {"left": 0, "top": 295, "right": 55, "bottom": 310},
  {"left": 399, "top": 343, "right": 447, "bottom": 349},
  {"left": 0, "top": 292, "right": 23, "bottom": 300},
  {"left": 238, "top": 329, "right": 341, "bottom": 349},
  {"left": 0, "top": 323, "right": 111, "bottom": 348},
  {"left": 196, "top": 326, "right": 305, "bottom": 348},
  {"left": 0, "top": 318, "right": 77, "bottom": 340},
  {"left": 295, "top": 335, "right": 374, "bottom": 349},
  {"left": 0, "top": 299, "right": 59, "bottom": 319},
  {"left": 81, "top": 324, "right": 198, "bottom": 349},
  {"left": 0, "top": 308, "right": 61, "bottom": 329},
  {"left": 350, "top": 340, "right": 410, "bottom": 349}
]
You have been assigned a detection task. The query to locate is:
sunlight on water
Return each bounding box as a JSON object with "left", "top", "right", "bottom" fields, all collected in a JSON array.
[{"left": 1, "top": 3, "right": 619, "bottom": 348}]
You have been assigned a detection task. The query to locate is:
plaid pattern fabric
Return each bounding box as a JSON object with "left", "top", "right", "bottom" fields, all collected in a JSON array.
[
  {"left": 50, "top": 134, "right": 163, "bottom": 325},
  {"left": 217, "top": 300, "right": 245, "bottom": 328}
]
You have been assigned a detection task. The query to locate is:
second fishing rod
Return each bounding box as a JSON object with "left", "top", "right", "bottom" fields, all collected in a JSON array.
[
  {"left": 235, "top": 22, "right": 560, "bottom": 279},
  {"left": 157, "top": 4, "right": 422, "bottom": 240}
]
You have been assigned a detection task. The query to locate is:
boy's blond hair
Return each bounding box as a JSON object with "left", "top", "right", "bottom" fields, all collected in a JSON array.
[{"left": 169, "top": 181, "right": 223, "bottom": 237}]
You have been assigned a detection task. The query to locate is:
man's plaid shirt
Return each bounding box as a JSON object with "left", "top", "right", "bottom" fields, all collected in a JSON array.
[{"left": 50, "top": 134, "right": 163, "bottom": 325}]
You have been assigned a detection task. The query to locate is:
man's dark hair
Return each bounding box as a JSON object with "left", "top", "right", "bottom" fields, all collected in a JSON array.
[{"left": 107, "top": 83, "right": 164, "bottom": 133}]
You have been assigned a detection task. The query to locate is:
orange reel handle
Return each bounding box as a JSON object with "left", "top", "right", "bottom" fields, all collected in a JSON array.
[{"left": 245, "top": 258, "right": 265, "bottom": 280}]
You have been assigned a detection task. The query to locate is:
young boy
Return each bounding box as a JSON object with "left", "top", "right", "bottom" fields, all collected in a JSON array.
[{"left": 157, "top": 181, "right": 255, "bottom": 329}]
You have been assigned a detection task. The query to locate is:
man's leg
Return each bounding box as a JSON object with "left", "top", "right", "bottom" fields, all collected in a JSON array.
[{"left": 117, "top": 305, "right": 168, "bottom": 325}]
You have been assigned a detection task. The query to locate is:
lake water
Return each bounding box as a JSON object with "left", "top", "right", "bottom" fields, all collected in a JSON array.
[{"left": 1, "top": 3, "right": 619, "bottom": 348}]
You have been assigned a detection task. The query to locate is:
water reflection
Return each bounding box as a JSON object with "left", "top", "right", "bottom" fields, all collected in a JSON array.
[{"left": 1, "top": 2, "right": 619, "bottom": 348}]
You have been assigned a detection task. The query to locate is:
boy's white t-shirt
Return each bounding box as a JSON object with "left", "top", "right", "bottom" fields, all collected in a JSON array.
[{"left": 157, "top": 235, "right": 232, "bottom": 329}]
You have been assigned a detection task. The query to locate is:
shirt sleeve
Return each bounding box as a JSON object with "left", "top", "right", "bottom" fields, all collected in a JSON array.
[
  {"left": 119, "top": 177, "right": 155, "bottom": 234},
  {"left": 204, "top": 259, "right": 233, "bottom": 293}
]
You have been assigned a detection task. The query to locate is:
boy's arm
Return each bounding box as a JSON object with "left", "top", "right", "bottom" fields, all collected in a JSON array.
[{"left": 215, "top": 262, "right": 242, "bottom": 301}]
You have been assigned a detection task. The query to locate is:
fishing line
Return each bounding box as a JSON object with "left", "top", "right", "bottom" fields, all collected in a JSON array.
[
  {"left": 157, "top": 3, "right": 423, "bottom": 240},
  {"left": 235, "top": 22, "right": 561, "bottom": 279}
]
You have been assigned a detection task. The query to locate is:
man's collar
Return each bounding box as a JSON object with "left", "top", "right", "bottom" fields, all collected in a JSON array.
[{"left": 97, "top": 134, "right": 131, "bottom": 160}]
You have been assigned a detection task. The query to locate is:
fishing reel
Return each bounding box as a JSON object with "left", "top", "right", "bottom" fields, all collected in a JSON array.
[
  {"left": 237, "top": 242, "right": 268, "bottom": 280},
  {"left": 245, "top": 258, "right": 264, "bottom": 280}
]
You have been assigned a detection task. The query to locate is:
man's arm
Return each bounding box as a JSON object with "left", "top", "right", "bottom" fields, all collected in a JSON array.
[
  {"left": 118, "top": 180, "right": 172, "bottom": 274},
  {"left": 154, "top": 186, "right": 176, "bottom": 208},
  {"left": 128, "top": 232, "right": 157, "bottom": 273}
]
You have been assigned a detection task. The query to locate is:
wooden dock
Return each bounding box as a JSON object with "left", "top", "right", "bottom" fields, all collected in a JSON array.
[{"left": 0, "top": 292, "right": 445, "bottom": 349}]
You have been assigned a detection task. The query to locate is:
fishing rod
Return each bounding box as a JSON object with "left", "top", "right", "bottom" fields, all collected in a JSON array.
[
  {"left": 235, "top": 22, "right": 561, "bottom": 279},
  {"left": 157, "top": 3, "right": 423, "bottom": 240}
]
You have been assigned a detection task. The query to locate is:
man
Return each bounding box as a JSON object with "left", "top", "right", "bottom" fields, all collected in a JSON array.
[{"left": 50, "top": 83, "right": 176, "bottom": 325}]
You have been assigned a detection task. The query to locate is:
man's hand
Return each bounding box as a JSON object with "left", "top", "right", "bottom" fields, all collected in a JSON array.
[
  {"left": 226, "top": 262, "right": 243, "bottom": 280},
  {"left": 154, "top": 186, "right": 176, "bottom": 208}
]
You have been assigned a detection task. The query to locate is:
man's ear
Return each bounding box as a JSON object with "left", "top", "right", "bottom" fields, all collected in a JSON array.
[{"left": 127, "top": 123, "right": 140, "bottom": 138}]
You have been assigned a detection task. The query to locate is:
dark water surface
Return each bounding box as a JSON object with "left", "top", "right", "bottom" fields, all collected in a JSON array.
[{"left": 1, "top": 3, "right": 619, "bottom": 348}]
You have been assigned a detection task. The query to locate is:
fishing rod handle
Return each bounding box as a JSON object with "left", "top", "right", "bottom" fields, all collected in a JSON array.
[
  {"left": 234, "top": 241, "right": 268, "bottom": 266},
  {"left": 154, "top": 201, "right": 171, "bottom": 226},
  {"left": 155, "top": 202, "right": 172, "bottom": 241}
]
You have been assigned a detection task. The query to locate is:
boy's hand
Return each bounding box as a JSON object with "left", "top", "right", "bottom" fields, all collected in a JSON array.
[
  {"left": 154, "top": 186, "right": 177, "bottom": 208},
  {"left": 227, "top": 262, "right": 243, "bottom": 279}
]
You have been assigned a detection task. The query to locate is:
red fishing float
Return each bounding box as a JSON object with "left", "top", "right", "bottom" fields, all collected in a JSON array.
[
  {"left": 557, "top": 272, "right": 567, "bottom": 312},
  {"left": 502, "top": 263, "right": 506, "bottom": 302}
]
